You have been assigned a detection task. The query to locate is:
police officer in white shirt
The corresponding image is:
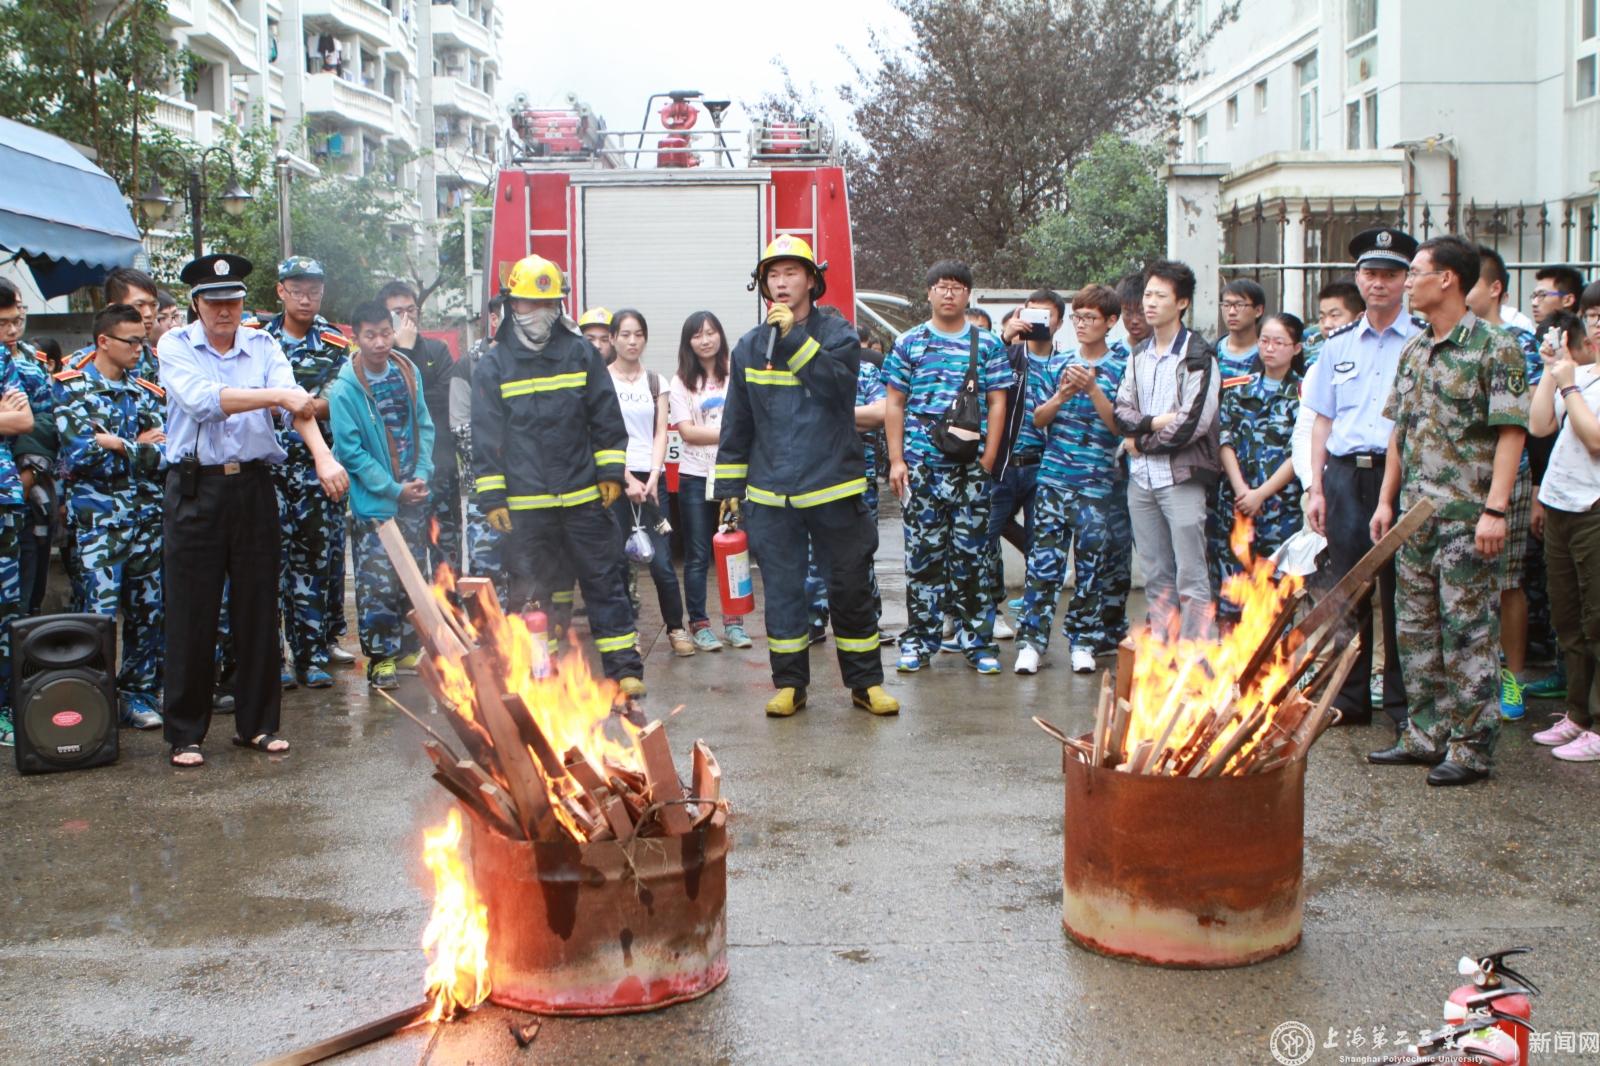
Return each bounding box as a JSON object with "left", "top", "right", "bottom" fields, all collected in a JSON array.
[{"left": 1303, "top": 227, "right": 1419, "bottom": 734}]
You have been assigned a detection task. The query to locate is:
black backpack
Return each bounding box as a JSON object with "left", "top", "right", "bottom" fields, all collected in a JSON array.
[{"left": 928, "top": 328, "right": 984, "bottom": 464}]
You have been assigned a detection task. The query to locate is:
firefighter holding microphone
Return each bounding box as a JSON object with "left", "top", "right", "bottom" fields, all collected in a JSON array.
[{"left": 713, "top": 236, "right": 897, "bottom": 718}]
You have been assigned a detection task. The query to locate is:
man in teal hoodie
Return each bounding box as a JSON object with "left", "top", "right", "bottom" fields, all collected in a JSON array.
[{"left": 329, "top": 300, "right": 435, "bottom": 690}]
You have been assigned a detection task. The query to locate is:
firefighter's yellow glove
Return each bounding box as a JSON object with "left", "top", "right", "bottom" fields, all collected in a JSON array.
[
  {"left": 766, "top": 302, "right": 795, "bottom": 337},
  {"left": 599, "top": 481, "right": 622, "bottom": 508},
  {"left": 719, "top": 497, "right": 741, "bottom": 522},
  {"left": 487, "top": 507, "right": 513, "bottom": 533}
]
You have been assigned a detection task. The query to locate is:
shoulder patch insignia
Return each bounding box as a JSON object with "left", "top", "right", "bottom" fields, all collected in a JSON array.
[
  {"left": 133, "top": 376, "right": 165, "bottom": 398},
  {"left": 319, "top": 329, "right": 351, "bottom": 349},
  {"left": 52, "top": 369, "right": 84, "bottom": 383},
  {"left": 1221, "top": 374, "right": 1254, "bottom": 389},
  {"left": 73, "top": 349, "right": 94, "bottom": 369},
  {"left": 1507, "top": 367, "right": 1527, "bottom": 396}
]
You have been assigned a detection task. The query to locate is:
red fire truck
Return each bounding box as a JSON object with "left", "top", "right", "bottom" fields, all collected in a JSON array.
[{"left": 486, "top": 90, "right": 859, "bottom": 377}]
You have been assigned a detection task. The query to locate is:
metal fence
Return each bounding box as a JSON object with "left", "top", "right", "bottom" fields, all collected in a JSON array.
[{"left": 1217, "top": 197, "right": 1600, "bottom": 315}]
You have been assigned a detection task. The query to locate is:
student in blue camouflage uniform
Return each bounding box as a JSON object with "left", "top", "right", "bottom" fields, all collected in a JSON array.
[
  {"left": 329, "top": 301, "right": 435, "bottom": 690},
  {"left": 52, "top": 304, "right": 167, "bottom": 728},
  {"left": 885, "top": 260, "right": 1014, "bottom": 674},
  {"left": 1215, "top": 278, "right": 1265, "bottom": 380},
  {"left": 449, "top": 297, "right": 510, "bottom": 603},
  {"left": 262, "top": 257, "right": 351, "bottom": 688},
  {"left": 805, "top": 355, "right": 887, "bottom": 638},
  {"left": 1014, "top": 284, "right": 1129, "bottom": 676},
  {"left": 69, "top": 268, "right": 164, "bottom": 385},
  {"left": 1214, "top": 312, "right": 1306, "bottom": 624},
  {"left": 1466, "top": 244, "right": 1544, "bottom": 718},
  {"left": 0, "top": 280, "right": 57, "bottom": 616},
  {"left": 0, "top": 312, "right": 39, "bottom": 746}
]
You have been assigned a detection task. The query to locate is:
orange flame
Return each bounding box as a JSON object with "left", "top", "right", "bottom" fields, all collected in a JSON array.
[
  {"left": 1123, "top": 516, "right": 1303, "bottom": 773},
  {"left": 420, "top": 808, "right": 490, "bottom": 1021}
]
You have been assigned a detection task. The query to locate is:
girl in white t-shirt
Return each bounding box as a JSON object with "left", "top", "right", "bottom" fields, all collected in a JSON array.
[
  {"left": 608, "top": 309, "right": 691, "bottom": 656},
  {"left": 1528, "top": 307, "right": 1600, "bottom": 762},
  {"left": 667, "top": 311, "right": 750, "bottom": 651}
]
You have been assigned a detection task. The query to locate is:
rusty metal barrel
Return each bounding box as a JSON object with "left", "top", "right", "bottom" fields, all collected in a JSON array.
[
  {"left": 1061, "top": 747, "right": 1305, "bottom": 968},
  {"left": 470, "top": 820, "right": 728, "bottom": 1014}
]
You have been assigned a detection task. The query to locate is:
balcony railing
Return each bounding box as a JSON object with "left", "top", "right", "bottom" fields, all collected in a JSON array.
[
  {"left": 301, "top": 0, "right": 396, "bottom": 47},
  {"left": 192, "top": 0, "right": 261, "bottom": 72},
  {"left": 303, "top": 71, "right": 397, "bottom": 131},
  {"left": 152, "top": 94, "right": 197, "bottom": 138},
  {"left": 433, "top": 75, "right": 493, "bottom": 121},
  {"left": 431, "top": 3, "right": 491, "bottom": 55}
]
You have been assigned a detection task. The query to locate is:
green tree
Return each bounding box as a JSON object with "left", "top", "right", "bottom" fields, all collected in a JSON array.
[
  {"left": 0, "top": 0, "right": 192, "bottom": 192},
  {"left": 1023, "top": 134, "right": 1168, "bottom": 287}
]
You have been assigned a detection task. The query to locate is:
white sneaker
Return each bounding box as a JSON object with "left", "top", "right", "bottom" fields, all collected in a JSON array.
[
  {"left": 1014, "top": 645, "right": 1040, "bottom": 675},
  {"left": 993, "top": 614, "right": 1015, "bottom": 640},
  {"left": 940, "top": 616, "right": 959, "bottom": 653},
  {"left": 1070, "top": 646, "right": 1096, "bottom": 674}
]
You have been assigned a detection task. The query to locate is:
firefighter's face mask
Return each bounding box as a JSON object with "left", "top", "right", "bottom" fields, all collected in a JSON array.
[{"left": 511, "top": 301, "right": 561, "bottom": 348}]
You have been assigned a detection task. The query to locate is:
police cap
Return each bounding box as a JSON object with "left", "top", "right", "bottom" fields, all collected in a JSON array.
[
  {"left": 180, "top": 253, "right": 253, "bottom": 301},
  {"left": 1349, "top": 226, "right": 1417, "bottom": 270},
  {"left": 277, "top": 255, "right": 325, "bottom": 282}
]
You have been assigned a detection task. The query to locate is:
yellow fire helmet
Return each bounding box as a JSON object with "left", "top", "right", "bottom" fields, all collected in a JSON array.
[
  {"left": 577, "top": 306, "right": 613, "bottom": 329},
  {"left": 504, "top": 254, "right": 567, "bottom": 301},
  {"left": 751, "top": 234, "right": 827, "bottom": 302}
]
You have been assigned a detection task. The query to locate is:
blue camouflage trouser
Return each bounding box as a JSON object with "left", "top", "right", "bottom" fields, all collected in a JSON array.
[
  {"left": 806, "top": 479, "right": 880, "bottom": 629},
  {"left": 351, "top": 507, "right": 429, "bottom": 665},
  {"left": 463, "top": 493, "right": 511, "bottom": 605},
  {"left": 326, "top": 515, "right": 347, "bottom": 643},
  {"left": 428, "top": 467, "right": 462, "bottom": 578},
  {"left": 1017, "top": 484, "right": 1128, "bottom": 655},
  {"left": 0, "top": 510, "right": 20, "bottom": 727},
  {"left": 1100, "top": 480, "right": 1133, "bottom": 649},
  {"left": 901, "top": 462, "right": 996, "bottom": 661},
  {"left": 276, "top": 457, "right": 340, "bottom": 670},
  {"left": 71, "top": 509, "right": 163, "bottom": 718}
]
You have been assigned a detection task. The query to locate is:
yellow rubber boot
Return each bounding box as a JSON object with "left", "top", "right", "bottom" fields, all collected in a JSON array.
[
  {"left": 618, "top": 676, "right": 646, "bottom": 699},
  {"left": 765, "top": 687, "right": 806, "bottom": 718},
  {"left": 852, "top": 685, "right": 900, "bottom": 716}
]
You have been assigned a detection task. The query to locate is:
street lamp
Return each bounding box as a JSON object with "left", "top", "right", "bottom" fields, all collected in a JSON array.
[{"left": 135, "top": 144, "right": 256, "bottom": 259}]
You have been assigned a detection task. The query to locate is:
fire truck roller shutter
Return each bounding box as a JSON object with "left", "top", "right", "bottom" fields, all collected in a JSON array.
[{"left": 580, "top": 183, "right": 765, "bottom": 378}]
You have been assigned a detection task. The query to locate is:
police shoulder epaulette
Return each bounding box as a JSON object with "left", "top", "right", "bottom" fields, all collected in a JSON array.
[
  {"left": 53, "top": 368, "right": 84, "bottom": 383},
  {"left": 242, "top": 314, "right": 264, "bottom": 329},
  {"left": 1325, "top": 320, "right": 1361, "bottom": 342},
  {"left": 319, "top": 328, "right": 351, "bottom": 349},
  {"left": 1221, "top": 373, "right": 1254, "bottom": 389},
  {"left": 133, "top": 376, "right": 165, "bottom": 399}
]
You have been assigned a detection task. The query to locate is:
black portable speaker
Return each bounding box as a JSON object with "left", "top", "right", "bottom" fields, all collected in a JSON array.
[{"left": 11, "top": 613, "right": 119, "bottom": 775}]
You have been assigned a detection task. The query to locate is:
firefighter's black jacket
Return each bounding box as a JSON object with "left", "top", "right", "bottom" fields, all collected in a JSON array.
[
  {"left": 471, "top": 319, "right": 627, "bottom": 512},
  {"left": 714, "top": 308, "right": 866, "bottom": 508}
]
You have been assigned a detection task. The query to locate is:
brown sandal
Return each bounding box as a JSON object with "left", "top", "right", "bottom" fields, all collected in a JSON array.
[{"left": 232, "top": 734, "right": 290, "bottom": 753}]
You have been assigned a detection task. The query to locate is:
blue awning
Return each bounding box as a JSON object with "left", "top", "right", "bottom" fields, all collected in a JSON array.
[{"left": 0, "top": 116, "right": 144, "bottom": 298}]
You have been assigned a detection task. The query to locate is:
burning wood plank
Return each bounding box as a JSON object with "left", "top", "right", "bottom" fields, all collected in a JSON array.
[
  {"left": 463, "top": 650, "right": 561, "bottom": 840},
  {"left": 1289, "top": 499, "right": 1435, "bottom": 644},
  {"left": 692, "top": 740, "right": 724, "bottom": 828},
  {"left": 637, "top": 720, "right": 694, "bottom": 835},
  {"left": 376, "top": 519, "right": 466, "bottom": 659}
]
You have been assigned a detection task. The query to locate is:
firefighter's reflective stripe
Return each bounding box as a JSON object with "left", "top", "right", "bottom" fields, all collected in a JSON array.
[
  {"left": 593, "top": 449, "right": 625, "bottom": 466},
  {"left": 476, "top": 474, "right": 507, "bottom": 493},
  {"left": 715, "top": 463, "right": 748, "bottom": 478},
  {"left": 834, "top": 634, "right": 880, "bottom": 653},
  {"left": 787, "top": 336, "right": 821, "bottom": 374},
  {"left": 500, "top": 371, "right": 587, "bottom": 398},
  {"left": 506, "top": 485, "right": 602, "bottom": 510},
  {"left": 744, "top": 367, "right": 800, "bottom": 387},
  {"left": 768, "top": 634, "right": 810, "bottom": 653},
  {"left": 593, "top": 631, "right": 639, "bottom": 653},
  {"left": 747, "top": 477, "right": 868, "bottom": 509},
  {"left": 551, "top": 589, "right": 576, "bottom": 604}
]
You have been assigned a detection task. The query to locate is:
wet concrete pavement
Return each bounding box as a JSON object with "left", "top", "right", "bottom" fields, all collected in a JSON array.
[{"left": 3, "top": 506, "right": 1599, "bottom": 1065}]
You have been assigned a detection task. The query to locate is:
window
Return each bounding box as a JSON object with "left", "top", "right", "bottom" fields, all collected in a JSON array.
[
  {"left": 1580, "top": 2, "right": 1600, "bottom": 102},
  {"left": 1254, "top": 79, "right": 1268, "bottom": 112},
  {"left": 1346, "top": 101, "right": 1360, "bottom": 149},
  {"left": 1191, "top": 113, "right": 1209, "bottom": 162},
  {"left": 1346, "top": 0, "right": 1377, "bottom": 85},
  {"left": 1363, "top": 90, "right": 1378, "bottom": 147},
  {"left": 1347, "top": 0, "right": 1377, "bottom": 40},
  {"left": 1580, "top": 56, "right": 1597, "bottom": 100},
  {"left": 1296, "top": 52, "right": 1319, "bottom": 150},
  {"left": 1226, "top": 94, "right": 1239, "bottom": 128},
  {"left": 1584, "top": 0, "right": 1598, "bottom": 40}
]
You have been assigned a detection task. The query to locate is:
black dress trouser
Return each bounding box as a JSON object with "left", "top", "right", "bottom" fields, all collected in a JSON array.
[
  {"left": 162, "top": 465, "right": 283, "bottom": 746},
  {"left": 1322, "top": 456, "right": 1408, "bottom": 726}
]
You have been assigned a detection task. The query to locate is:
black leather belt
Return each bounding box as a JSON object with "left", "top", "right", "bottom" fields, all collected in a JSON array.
[
  {"left": 197, "top": 459, "right": 272, "bottom": 476},
  {"left": 1329, "top": 452, "right": 1385, "bottom": 469},
  {"left": 1012, "top": 449, "right": 1044, "bottom": 466}
]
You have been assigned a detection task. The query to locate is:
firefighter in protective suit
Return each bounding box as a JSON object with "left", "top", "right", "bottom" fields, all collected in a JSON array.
[
  {"left": 471, "top": 255, "right": 644, "bottom": 695},
  {"left": 715, "top": 236, "right": 898, "bottom": 718}
]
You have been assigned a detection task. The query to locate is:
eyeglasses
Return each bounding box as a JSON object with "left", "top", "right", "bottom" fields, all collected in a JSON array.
[
  {"left": 1405, "top": 269, "right": 1445, "bottom": 281},
  {"left": 283, "top": 286, "right": 322, "bottom": 301},
  {"left": 930, "top": 284, "right": 967, "bottom": 297},
  {"left": 0, "top": 314, "right": 24, "bottom": 329},
  {"left": 1070, "top": 313, "right": 1103, "bottom": 325},
  {"left": 1219, "top": 300, "right": 1254, "bottom": 311},
  {"left": 1258, "top": 337, "right": 1297, "bottom": 349},
  {"left": 1583, "top": 311, "right": 1600, "bottom": 326},
  {"left": 1531, "top": 289, "right": 1564, "bottom": 301},
  {"left": 107, "top": 334, "right": 144, "bottom": 347}
]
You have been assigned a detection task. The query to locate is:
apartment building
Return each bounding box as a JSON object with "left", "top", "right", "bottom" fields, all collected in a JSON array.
[
  {"left": 1170, "top": 0, "right": 1600, "bottom": 320},
  {"left": 150, "top": 0, "right": 502, "bottom": 219}
]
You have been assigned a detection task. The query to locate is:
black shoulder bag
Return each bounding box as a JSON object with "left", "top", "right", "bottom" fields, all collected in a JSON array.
[{"left": 928, "top": 329, "right": 984, "bottom": 464}]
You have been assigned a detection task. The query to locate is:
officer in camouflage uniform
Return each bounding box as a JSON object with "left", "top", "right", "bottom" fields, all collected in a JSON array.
[
  {"left": 52, "top": 304, "right": 167, "bottom": 728},
  {"left": 1369, "top": 236, "right": 1529, "bottom": 786},
  {"left": 262, "top": 257, "right": 351, "bottom": 688},
  {"left": 805, "top": 355, "right": 886, "bottom": 638},
  {"left": 450, "top": 296, "right": 510, "bottom": 602}
]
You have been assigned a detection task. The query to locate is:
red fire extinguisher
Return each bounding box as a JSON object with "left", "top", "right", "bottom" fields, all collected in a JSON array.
[
  {"left": 521, "top": 606, "right": 552, "bottom": 679},
  {"left": 714, "top": 507, "right": 755, "bottom": 616},
  {"left": 1445, "top": 948, "right": 1537, "bottom": 1064}
]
